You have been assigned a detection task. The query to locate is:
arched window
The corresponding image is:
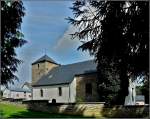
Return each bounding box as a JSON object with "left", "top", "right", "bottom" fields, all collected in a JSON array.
[
  {"left": 24, "top": 92, "right": 26, "bottom": 97},
  {"left": 40, "top": 89, "right": 43, "bottom": 97},
  {"left": 58, "top": 87, "right": 62, "bottom": 96}
]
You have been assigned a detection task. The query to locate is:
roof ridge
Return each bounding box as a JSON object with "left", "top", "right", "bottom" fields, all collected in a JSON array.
[{"left": 61, "top": 59, "right": 95, "bottom": 67}]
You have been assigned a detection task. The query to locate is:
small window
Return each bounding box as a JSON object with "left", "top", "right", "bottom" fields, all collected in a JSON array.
[
  {"left": 58, "top": 87, "right": 62, "bottom": 96},
  {"left": 16, "top": 94, "right": 19, "bottom": 97},
  {"left": 38, "top": 64, "right": 39, "bottom": 69},
  {"left": 85, "top": 83, "right": 92, "bottom": 95},
  {"left": 132, "top": 88, "right": 134, "bottom": 101},
  {"left": 40, "top": 89, "right": 43, "bottom": 97},
  {"left": 24, "top": 92, "right": 26, "bottom": 97}
]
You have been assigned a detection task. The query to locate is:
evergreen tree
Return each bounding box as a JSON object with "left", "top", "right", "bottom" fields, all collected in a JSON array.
[
  {"left": 67, "top": 1, "right": 149, "bottom": 104},
  {"left": 1, "top": 0, "right": 27, "bottom": 86}
]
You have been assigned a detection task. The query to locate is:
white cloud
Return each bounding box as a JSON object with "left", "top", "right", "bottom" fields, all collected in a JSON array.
[
  {"left": 53, "top": 25, "right": 80, "bottom": 52},
  {"left": 53, "top": 25, "right": 94, "bottom": 62}
]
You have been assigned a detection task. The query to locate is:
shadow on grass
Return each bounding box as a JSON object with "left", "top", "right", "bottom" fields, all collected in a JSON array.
[
  {"left": 0, "top": 109, "right": 4, "bottom": 118},
  {"left": 8, "top": 109, "right": 94, "bottom": 118}
]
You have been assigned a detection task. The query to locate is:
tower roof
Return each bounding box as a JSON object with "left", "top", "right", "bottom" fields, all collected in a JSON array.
[{"left": 32, "top": 55, "right": 58, "bottom": 65}]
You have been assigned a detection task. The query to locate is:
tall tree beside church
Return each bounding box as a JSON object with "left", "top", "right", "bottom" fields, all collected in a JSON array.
[
  {"left": 1, "top": 0, "right": 27, "bottom": 86},
  {"left": 67, "top": 1, "right": 149, "bottom": 104}
]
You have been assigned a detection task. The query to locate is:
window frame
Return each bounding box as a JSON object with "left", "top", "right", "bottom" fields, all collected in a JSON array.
[
  {"left": 58, "top": 87, "right": 62, "bottom": 96},
  {"left": 24, "top": 92, "right": 26, "bottom": 97},
  {"left": 38, "top": 64, "right": 39, "bottom": 69},
  {"left": 40, "top": 89, "right": 43, "bottom": 97}
]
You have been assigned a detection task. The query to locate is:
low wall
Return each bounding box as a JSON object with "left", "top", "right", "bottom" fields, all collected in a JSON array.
[
  {"left": 23, "top": 100, "right": 149, "bottom": 117},
  {"left": 102, "top": 105, "right": 149, "bottom": 118},
  {"left": 24, "top": 101, "right": 104, "bottom": 117}
]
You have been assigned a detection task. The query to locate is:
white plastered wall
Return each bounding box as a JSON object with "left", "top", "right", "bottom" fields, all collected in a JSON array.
[{"left": 32, "top": 78, "right": 77, "bottom": 103}]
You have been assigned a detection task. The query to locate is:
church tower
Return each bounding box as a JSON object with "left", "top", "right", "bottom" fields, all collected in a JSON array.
[{"left": 31, "top": 55, "right": 59, "bottom": 85}]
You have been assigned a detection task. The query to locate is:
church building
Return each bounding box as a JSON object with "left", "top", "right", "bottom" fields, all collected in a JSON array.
[{"left": 31, "top": 55, "right": 99, "bottom": 103}]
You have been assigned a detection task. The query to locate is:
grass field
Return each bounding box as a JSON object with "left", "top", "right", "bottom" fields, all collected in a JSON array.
[{"left": 0, "top": 102, "right": 95, "bottom": 118}]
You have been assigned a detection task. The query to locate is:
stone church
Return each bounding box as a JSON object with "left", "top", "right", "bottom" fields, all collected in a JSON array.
[{"left": 31, "top": 55, "right": 99, "bottom": 103}]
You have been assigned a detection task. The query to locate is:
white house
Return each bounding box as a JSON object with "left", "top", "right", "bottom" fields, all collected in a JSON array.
[
  {"left": 135, "top": 95, "right": 145, "bottom": 105},
  {"left": 2, "top": 82, "right": 32, "bottom": 100}
]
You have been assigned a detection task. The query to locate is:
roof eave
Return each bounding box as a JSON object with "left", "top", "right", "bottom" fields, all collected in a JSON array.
[
  {"left": 74, "top": 71, "right": 97, "bottom": 76},
  {"left": 32, "top": 82, "right": 70, "bottom": 87},
  {"left": 32, "top": 60, "right": 59, "bottom": 65}
]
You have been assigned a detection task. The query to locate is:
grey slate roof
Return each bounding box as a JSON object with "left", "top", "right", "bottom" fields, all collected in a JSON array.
[
  {"left": 33, "top": 60, "right": 97, "bottom": 86},
  {"left": 8, "top": 87, "right": 31, "bottom": 93},
  {"left": 32, "top": 55, "right": 58, "bottom": 65}
]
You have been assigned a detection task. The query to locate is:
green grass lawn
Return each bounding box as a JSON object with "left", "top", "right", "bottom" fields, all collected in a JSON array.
[{"left": 0, "top": 102, "right": 95, "bottom": 118}]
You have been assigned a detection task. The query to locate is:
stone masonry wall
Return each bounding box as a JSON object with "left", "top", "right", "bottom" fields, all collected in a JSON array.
[
  {"left": 32, "top": 61, "right": 58, "bottom": 85},
  {"left": 25, "top": 101, "right": 104, "bottom": 117},
  {"left": 24, "top": 101, "right": 149, "bottom": 118},
  {"left": 76, "top": 73, "right": 99, "bottom": 102}
]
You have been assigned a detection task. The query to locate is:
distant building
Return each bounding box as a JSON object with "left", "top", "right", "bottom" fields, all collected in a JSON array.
[
  {"left": 135, "top": 95, "right": 145, "bottom": 105},
  {"left": 32, "top": 55, "right": 99, "bottom": 103},
  {"left": 2, "top": 82, "right": 32, "bottom": 101}
]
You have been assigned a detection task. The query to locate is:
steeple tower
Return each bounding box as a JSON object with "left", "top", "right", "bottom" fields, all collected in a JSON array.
[{"left": 31, "top": 55, "right": 58, "bottom": 85}]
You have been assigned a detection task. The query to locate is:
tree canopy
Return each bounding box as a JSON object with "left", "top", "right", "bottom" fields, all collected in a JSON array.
[
  {"left": 67, "top": 1, "right": 149, "bottom": 104},
  {"left": 1, "top": 0, "right": 27, "bottom": 86}
]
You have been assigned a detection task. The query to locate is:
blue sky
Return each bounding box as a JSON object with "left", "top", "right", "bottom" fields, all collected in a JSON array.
[{"left": 12, "top": 1, "right": 93, "bottom": 87}]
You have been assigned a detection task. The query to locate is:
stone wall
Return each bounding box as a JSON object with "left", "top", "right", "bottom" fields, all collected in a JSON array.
[
  {"left": 102, "top": 105, "right": 149, "bottom": 118},
  {"left": 76, "top": 73, "right": 99, "bottom": 102},
  {"left": 24, "top": 101, "right": 104, "bottom": 117},
  {"left": 23, "top": 101, "right": 149, "bottom": 118},
  {"left": 32, "top": 61, "right": 58, "bottom": 85}
]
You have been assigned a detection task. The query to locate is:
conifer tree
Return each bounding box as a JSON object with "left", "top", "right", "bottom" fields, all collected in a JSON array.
[
  {"left": 67, "top": 1, "right": 149, "bottom": 104},
  {"left": 1, "top": 0, "right": 27, "bottom": 85}
]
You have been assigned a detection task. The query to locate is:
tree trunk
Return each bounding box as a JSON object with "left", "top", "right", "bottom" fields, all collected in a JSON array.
[{"left": 118, "top": 60, "right": 129, "bottom": 105}]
